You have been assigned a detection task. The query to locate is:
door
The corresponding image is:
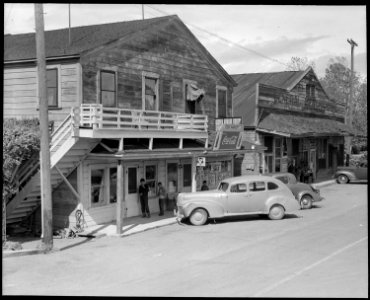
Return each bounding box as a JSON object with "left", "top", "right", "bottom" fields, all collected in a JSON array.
[
  {"left": 355, "top": 165, "right": 368, "bottom": 180},
  {"left": 227, "top": 182, "right": 250, "bottom": 213},
  {"left": 125, "top": 165, "right": 139, "bottom": 216},
  {"left": 246, "top": 180, "right": 268, "bottom": 212}
]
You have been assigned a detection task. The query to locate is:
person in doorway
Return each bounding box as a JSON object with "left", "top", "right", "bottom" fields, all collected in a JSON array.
[
  {"left": 139, "top": 178, "right": 150, "bottom": 218},
  {"left": 157, "top": 182, "right": 167, "bottom": 216},
  {"left": 201, "top": 180, "right": 209, "bottom": 191}
]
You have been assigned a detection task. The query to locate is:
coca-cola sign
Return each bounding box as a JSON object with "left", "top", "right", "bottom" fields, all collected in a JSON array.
[{"left": 214, "top": 131, "right": 243, "bottom": 150}]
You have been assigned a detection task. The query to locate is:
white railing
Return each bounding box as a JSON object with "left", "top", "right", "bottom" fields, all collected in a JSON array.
[{"left": 78, "top": 104, "right": 208, "bottom": 132}]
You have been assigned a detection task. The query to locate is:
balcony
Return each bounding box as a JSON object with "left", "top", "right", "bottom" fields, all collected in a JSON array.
[{"left": 73, "top": 104, "right": 209, "bottom": 140}]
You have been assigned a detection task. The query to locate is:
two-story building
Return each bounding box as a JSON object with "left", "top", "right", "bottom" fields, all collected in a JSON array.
[
  {"left": 232, "top": 67, "right": 354, "bottom": 182},
  {"left": 4, "top": 15, "right": 262, "bottom": 230}
]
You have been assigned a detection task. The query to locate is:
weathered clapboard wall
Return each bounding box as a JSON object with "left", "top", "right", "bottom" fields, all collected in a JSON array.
[
  {"left": 3, "top": 62, "right": 81, "bottom": 128},
  {"left": 80, "top": 20, "right": 233, "bottom": 131}
]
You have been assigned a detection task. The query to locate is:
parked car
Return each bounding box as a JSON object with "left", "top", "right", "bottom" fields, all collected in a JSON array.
[
  {"left": 334, "top": 162, "right": 368, "bottom": 184},
  {"left": 266, "top": 172, "right": 323, "bottom": 209},
  {"left": 176, "top": 175, "right": 300, "bottom": 226}
]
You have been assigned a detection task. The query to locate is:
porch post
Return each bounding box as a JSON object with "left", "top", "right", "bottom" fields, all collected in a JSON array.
[
  {"left": 191, "top": 156, "right": 197, "bottom": 192},
  {"left": 116, "top": 138, "right": 124, "bottom": 235}
]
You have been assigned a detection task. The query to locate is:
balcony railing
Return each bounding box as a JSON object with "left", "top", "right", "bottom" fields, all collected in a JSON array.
[{"left": 78, "top": 104, "right": 208, "bottom": 132}]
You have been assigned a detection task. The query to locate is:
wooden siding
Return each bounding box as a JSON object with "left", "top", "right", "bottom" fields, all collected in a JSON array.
[
  {"left": 81, "top": 22, "right": 233, "bottom": 129},
  {"left": 3, "top": 63, "right": 81, "bottom": 128}
]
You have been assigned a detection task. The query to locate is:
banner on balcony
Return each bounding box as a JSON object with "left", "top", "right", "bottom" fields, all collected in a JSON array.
[{"left": 186, "top": 83, "right": 205, "bottom": 101}]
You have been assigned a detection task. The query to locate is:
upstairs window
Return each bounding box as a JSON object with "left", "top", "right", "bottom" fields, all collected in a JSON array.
[
  {"left": 47, "top": 68, "right": 58, "bottom": 107},
  {"left": 100, "top": 71, "right": 116, "bottom": 107},
  {"left": 306, "top": 84, "right": 316, "bottom": 100},
  {"left": 143, "top": 72, "right": 159, "bottom": 111},
  {"left": 216, "top": 86, "right": 227, "bottom": 118}
]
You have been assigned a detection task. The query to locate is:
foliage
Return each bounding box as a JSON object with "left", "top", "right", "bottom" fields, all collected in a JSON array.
[
  {"left": 285, "top": 56, "right": 316, "bottom": 72},
  {"left": 3, "top": 118, "right": 40, "bottom": 201}
]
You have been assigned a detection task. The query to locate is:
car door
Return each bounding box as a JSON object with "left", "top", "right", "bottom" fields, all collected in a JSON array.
[
  {"left": 355, "top": 165, "right": 367, "bottom": 180},
  {"left": 246, "top": 180, "right": 268, "bottom": 212},
  {"left": 226, "top": 182, "right": 249, "bottom": 213}
]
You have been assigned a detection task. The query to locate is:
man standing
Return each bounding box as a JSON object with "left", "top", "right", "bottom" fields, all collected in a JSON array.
[
  {"left": 157, "top": 182, "right": 166, "bottom": 216},
  {"left": 139, "top": 178, "right": 150, "bottom": 218}
]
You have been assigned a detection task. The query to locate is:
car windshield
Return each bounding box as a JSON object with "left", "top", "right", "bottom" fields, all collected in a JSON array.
[{"left": 218, "top": 182, "right": 229, "bottom": 192}]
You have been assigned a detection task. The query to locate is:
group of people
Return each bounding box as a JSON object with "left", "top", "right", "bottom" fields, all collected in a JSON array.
[{"left": 138, "top": 179, "right": 209, "bottom": 218}]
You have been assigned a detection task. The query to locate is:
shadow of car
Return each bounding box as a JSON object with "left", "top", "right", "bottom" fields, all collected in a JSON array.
[
  {"left": 265, "top": 172, "right": 323, "bottom": 209},
  {"left": 176, "top": 175, "right": 300, "bottom": 226},
  {"left": 334, "top": 162, "right": 368, "bottom": 184}
]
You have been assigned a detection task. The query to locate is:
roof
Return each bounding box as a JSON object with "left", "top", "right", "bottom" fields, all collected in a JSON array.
[
  {"left": 4, "top": 15, "right": 236, "bottom": 86},
  {"left": 222, "top": 174, "right": 281, "bottom": 183},
  {"left": 257, "top": 112, "right": 355, "bottom": 137},
  {"left": 4, "top": 15, "right": 176, "bottom": 61}
]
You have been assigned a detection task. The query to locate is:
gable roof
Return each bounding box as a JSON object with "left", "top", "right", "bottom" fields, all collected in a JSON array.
[{"left": 4, "top": 15, "right": 236, "bottom": 86}]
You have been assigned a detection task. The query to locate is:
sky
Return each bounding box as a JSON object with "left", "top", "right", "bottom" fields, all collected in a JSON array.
[{"left": 4, "top": 4, "right": 367, "bottom": 80}]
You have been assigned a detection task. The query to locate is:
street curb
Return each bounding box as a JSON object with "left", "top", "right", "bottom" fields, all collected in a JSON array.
[
  {"left": 311, "top": 179, "right": 336, "bottom": 189},
  {"left": 3, "top": 247, "right": 60, "bottom": 258}
]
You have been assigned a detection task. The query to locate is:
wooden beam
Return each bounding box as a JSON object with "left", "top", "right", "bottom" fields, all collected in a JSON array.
[
  {"left": 116, "top": 138, "right": 124, "bottom": 235},
  {"left": 55, "top": 166, "right": 80, "bottom": 201},
  {"left": 99, "top": 142, "right": 115, "bottom": 153}
]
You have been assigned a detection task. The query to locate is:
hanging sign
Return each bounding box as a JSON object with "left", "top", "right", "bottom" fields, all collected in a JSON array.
[{"left": 197, "top": 157, "right": 206, "bottom": 167}]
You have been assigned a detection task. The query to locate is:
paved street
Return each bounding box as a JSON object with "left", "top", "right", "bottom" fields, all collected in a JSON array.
[{"left": 3, "top": 183, "right": 368, "bottom": 297}]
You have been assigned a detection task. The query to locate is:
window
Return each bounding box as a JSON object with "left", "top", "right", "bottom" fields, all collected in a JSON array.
[
  {"left": 143, "top": 74, "right": 159, "bottom": 111},
  {"left": 218, "top": 182, "right": 229, "bottom": 192},
  {"left": 91, "top": 168, "right": 105, "bottom": 205},
  {"left": 47, "top": 69, "right": 58, "bottom": 107},
  {"left": 267, "top": 182, "right": 279, "bottom": 190},
  {"left": 264, "top": 136, "right": 273, "bottom": 153},
  {"left": 145, "top": 165, "right": 157, "bottom": 197},
  {"left": 249, "top": 181, "right": 266, "bottom": 192},
  {"left": 216, "top": 87, "right": 227, "bottom": 118},
  {"left": 101, "top": 71, "right": 116, "bottom": 107},
  {"left": 230, "top": 183, "right": 247, "bottom": 193},
  {"left": 276, "top": 176, "right": 289, "bottom": 184},
  {"left": 183, "top": 164, "right": 192, "bottom": 187},
  {"left": 306, "top": 84, "right": 316, "bottom": 100}
]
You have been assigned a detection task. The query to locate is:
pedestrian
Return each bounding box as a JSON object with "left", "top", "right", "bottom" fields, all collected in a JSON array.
[
  {"left": 139, "top": 178, "right": 150, "bottom": 218},
  {"left": 157, "top": 182, "right": 167, "bottom": 216},
  {"left": 201, "top": 180, "right": 209, "bottom": 191}
]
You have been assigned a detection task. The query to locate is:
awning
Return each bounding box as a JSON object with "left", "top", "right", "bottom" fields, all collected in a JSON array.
[
  {"left": 186, "top": 83, "right": 205, "bottom": 101},
  {"left": 257, "top": 113, "right": 355, "bottom": 137}
]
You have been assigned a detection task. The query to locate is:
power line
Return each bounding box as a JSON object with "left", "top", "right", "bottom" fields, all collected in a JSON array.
[{"left": 144, "top": 4, "right": 290, "bottom": 69}]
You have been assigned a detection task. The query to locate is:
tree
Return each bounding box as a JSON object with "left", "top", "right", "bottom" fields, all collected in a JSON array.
[{"left": 286, "top": 56, "right": 316, "bottom": 72}]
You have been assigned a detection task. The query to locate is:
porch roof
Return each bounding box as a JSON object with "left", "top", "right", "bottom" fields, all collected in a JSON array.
[{"left": 257, "top": 112, "right": 355, "bottom": 137}]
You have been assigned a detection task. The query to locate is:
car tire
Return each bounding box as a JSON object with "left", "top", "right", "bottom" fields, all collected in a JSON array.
[
  {"left": 189, "top": 208, "right": 208, "bottom": 226},
  {"left": 337, "top": 174, "right": 349, "bottom": 184},
  {"left": 300, "top": 194, "right": 313, "bottom": 209},
  {"left": 268, "top": 205, "right": 285, "bottom": 220}
]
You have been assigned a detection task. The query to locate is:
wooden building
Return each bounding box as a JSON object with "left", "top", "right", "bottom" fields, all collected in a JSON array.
[
  {"left": 4, "top": 15, "right": 262, "bottom": 230},
  {"left": 232, "top": 67, "right": 354, "bottom": 181}
]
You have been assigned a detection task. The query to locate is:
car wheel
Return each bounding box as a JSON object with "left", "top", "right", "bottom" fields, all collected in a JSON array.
[
  {"left": 337, "top": 174, "right": 349, "bottom": 184},
  {"left": 268, "top": 205, "right": 285, "bottom": 220},
  {"left": 300, "top": 194, "right": 313, "bottom": 209},
  {"left": 189, "top": 208, "right": 208, "bottom": 226}
]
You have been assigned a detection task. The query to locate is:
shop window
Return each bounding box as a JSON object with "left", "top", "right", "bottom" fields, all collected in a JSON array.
[
  {"left": 109, "top": 168, "right": 117, "bottom": 203},
  {"left": 128, "top": 167, "right": 137, "bottom": 194},
  {"left": 264, "top": 136, "right": 273, "bottom": 153},
  {"left": 143, "top": 73, "right": 159, "bottom": 111},
  {"left": 249, "top": 181, "right": 266, "bottom": 192},
  {"left": 216, "top": 86, "right": 227, "bottom": 118},
  {"left": 183, "top": 164, "right": 192, "bottom": 187},
  {"left": 100, "top": 70, "right": 116, "bottom": 107},
  {"left": 265, "top": 155, "right": 273, "bottom": 173},
  {"left": 145, "top": 164, "right": 157, "bottom": 197},
  {"left": 91, "top": 168, "right": 105, "bottom": 206},
  {"left": 47, "top": 68, "right": 58, "bottom": 107}
]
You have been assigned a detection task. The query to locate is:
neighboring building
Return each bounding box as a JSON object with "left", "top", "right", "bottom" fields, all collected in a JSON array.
[
  {"left": 232, "top": 67, "right": 354, "bottom": 182},
  {"left": 4, "top": 15, "right": 262, "bottom": 230}
]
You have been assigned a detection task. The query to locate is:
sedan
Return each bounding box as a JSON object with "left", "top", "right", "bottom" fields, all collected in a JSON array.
[
  {"left": 266, "top": 172, "right": 323, "bottom": 209},
  {"left": 176, "top": 175, "right": 300, "bottom": 226},
  {"left": 334, "top": 162, "right": 367, "bottom": 184}
]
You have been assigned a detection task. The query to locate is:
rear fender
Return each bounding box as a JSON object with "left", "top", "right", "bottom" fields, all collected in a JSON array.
[{"left": 335, "top": 170, "right": 356, "bottom": 181}]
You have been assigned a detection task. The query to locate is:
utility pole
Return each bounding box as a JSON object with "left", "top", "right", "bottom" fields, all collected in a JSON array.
[
  {"left": 347, "top": 38, "right": 358, "bottom": 128},
  {"left": 35, "top": 3, "right": 53, "bottom": 251},
  {"left": 142, "top": 4, "right": 144, "bottom": 20},
  {"left": 68, "top": 4, "right": 71, "bottom": 46}
]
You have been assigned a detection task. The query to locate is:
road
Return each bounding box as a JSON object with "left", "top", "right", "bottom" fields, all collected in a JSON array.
[{"left": 3, "top": 183, "right": 368, "bottom": 297}]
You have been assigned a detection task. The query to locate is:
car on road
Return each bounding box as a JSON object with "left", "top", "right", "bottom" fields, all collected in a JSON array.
[
  {"left": 265, "top": 172, "right": 323, "bottom": 209},
  {"left": 334, "top": 162, "right": 368, "bottom": 184},
  {"left": 176, "top": 175, "right": 300, "bottom": 226}
]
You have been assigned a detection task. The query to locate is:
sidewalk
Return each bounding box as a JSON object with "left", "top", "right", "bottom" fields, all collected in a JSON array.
[{"left": 4, "top": 178, "right": 336, "bottom": 258}]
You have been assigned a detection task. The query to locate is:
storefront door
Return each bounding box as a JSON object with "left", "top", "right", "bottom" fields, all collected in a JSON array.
[{"left": 125, "top": 164, "right": 139, "bottom": 216}]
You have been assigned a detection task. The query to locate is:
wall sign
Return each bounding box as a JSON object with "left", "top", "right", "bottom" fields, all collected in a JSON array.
[
  {"left": 197, "top": 157, "right": 206, "bottom": 167},
  {"left": 213, "top": 131, "right": 243, "bottom": 150}
]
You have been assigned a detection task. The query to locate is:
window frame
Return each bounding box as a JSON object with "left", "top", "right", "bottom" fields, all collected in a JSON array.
[
  {"left": 142, "top": 71, "right": 159, "bottom": 111},
  {"left": 216, "top": 85, "right": 228, "bottom": 118},
  {"left": 100, "top": 70, "right": 117, "bottom": 107}
]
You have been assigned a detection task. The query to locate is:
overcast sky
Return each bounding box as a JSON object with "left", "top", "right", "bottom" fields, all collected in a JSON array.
[{"left": 4, "top": 4, "right": 367, "bottom": 79}]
